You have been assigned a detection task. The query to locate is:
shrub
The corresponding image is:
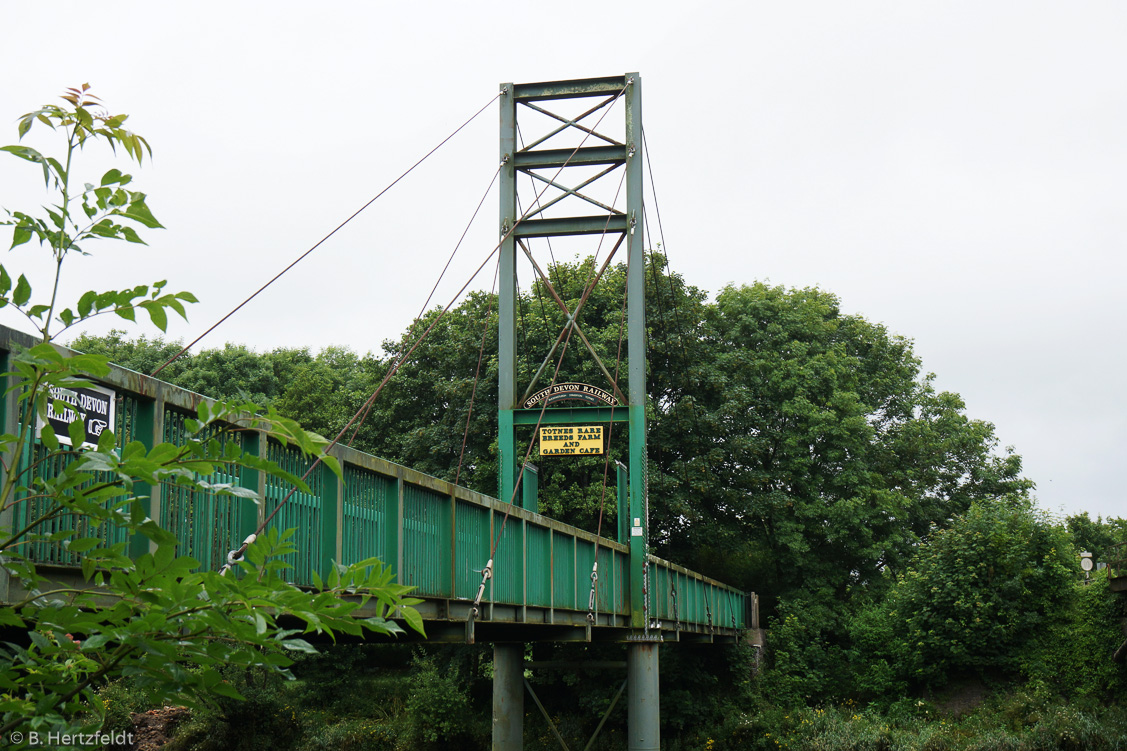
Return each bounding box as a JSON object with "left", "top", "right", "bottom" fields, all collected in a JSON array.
[
  {"left": 1018, "top": 570, "right": 1127, "bottom": 699},
  {"left": 403, "top": 651, "right": 477, "bottom": 748},
  {"left": 852, "top": 498, "right": 1075, "bottom": 692}
]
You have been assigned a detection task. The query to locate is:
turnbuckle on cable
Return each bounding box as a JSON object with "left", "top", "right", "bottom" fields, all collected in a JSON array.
[
  {"left": 586, "top": 561, "right": 599, "bottom": 624},
  {"left": 472, "top": 558, "right": 493, "bottom": 619},
  {"left": 218, "top": 533, "right": 257, "bottom": 577}
]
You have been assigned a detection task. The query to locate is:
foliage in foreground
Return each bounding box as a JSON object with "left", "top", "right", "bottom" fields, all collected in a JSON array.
[{"left": 0, "top": 87, "right": 422, "bottom": 744}]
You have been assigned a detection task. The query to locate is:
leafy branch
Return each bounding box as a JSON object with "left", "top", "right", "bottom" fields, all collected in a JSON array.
[{"left": 0, "top": 87, "right": 423, "bottom": 744}]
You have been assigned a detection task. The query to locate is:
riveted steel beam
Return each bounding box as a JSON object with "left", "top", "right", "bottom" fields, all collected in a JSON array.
[
  {"left": 513, "top": 76, "right": 628, "bottom": 102},
  {"left": 514, "top": 146, "right": 626, "bottom": 169},
  {"left": 513, "top": 216, "right": 628, "bottom": 238}
]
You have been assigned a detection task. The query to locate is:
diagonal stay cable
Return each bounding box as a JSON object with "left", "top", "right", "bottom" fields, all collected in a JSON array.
[
  {"left": 473, "top": 207, "right": 622, "bottom": 616},
  {"left": 578, "top": 256, "right": 630, "bottom": 626},
  {"left": 152, "top": 91, "right": 502, "bottom": 378},
  {"left": 406, "top": 164, "right": 502, "bottom": 337},
  {"left": 455, "top": 258, "right": 500, "bottom": 487},
  {"left": 348, "top": 163, "right": 501, "bottom": 446},
  {"left": 642, "top": 127, "right": 698, "bottom": 414},
  {"left": 219, "top": 237, "right": 504, "bottom": 574}
]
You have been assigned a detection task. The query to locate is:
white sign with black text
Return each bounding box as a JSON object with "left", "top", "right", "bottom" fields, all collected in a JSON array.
[{"left": 37, "top": 384, "right": 117, "bottom": 448}]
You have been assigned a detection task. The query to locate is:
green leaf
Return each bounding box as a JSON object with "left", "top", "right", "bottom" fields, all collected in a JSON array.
[
  {"left": 39, "top": 424, "right": 59, "bottom": 451},
  {"left": 120, "top": 226, "right": 146, "bottom": 245},
  {"left": 45, "top": 156, "right": 66, "bottom": 186},
  {"left": 80, "top": 633, "right": 111, "bottom": 651},
  {"left": 0, "top": 144, "right": 44, "bottom": 162},
  {"left": 77, "top": 290, "right": 96, "bottom": 318},
  {"left": 1, "top": 144, "right": 49, "bottom": 186},
  {"left": 100, "top": 168, "right": 124, "bottom": 186},
  {"left": 65, "top": 537, "right": 101, "bottom": 554},
  {"left": 280, "top": 638, "right": 318, "bottom": 654},
  {"left": 209, "top": 681, "right": 245, "bottom": 701},
  {"left": 68, "top": 418, "right": 86, "bottom": 447},
  {"left": 10, "top": 224, "right": 32, "bottom": 249},
  {"left": 142, "top": 301, "right": 168, "bottom": 331},
  {"left": 13, "top": 275, "right": 31, "bottom": 306},
  {"left": 120, "top": 198, "right": 163, "bottom": 229}
]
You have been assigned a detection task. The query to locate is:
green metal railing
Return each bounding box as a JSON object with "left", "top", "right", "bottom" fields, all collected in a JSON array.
[
  {"left": 0, "top": 326, "right": 750, "bottom": 634},
  {"left": 160, "top": 409, "right": 244, "bottom": 572}
]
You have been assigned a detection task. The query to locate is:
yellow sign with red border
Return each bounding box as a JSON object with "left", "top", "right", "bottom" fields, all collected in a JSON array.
[{"left": 538, "top": 425, "right": 604, "bottom": 456}]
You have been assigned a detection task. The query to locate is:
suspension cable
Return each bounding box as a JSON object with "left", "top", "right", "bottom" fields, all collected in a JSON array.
[
  {"left": 153, "top": 91, "right": 502, "bottom": 377},
  {"left": 455, "top": 258, "right": 499, "bottom": 487},
  {"left": 220, "top": 235, "right": 504, "bottom": 575},
  {"left": 348, "top": 162, "right": 502, "bottom": 446},
  {"left": 407, "top": 164, "right": 502, "bottom": 337}
]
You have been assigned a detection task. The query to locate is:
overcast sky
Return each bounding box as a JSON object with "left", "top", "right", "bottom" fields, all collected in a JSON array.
[{"left": 1, "top": 2, "right": 1123, "bottom": 523}]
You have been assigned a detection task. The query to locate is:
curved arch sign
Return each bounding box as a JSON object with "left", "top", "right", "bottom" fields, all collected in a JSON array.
[{"left": 522, "top": 382, "right": 619, "bottom": 409}]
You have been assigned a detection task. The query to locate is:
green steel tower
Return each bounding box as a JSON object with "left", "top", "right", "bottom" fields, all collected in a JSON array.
[{"left": 497, "top": 74, "right": 649, "bottom": 630}]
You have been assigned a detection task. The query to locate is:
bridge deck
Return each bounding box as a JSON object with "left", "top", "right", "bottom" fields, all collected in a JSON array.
[{"left": 0, "top": 327, "right": 751, "bottom": 643}]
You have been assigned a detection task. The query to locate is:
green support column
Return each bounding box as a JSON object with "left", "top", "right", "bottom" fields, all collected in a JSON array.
[
  {"left": 383, "top": 475, "right": 400, "bottom": 581},
  {"left": 498, "top": 81, "right": 519, "bottom": 506},
  {"left": 493, "top": 642, "right": 524, "bottom": 750},
  {"left": 127, "top": 398, "right": 158, "bottom": 559},
  {"left": 624, "top": 73, "right": 648, "bottom": 629},
  {"left": 237, "top": 430, "right": 262, "bottom": 546},
  {"left": 521, "top": 462, "right": 538, "bottom": 513},
  {"left": 319, "top": 461, "right": 339, "bottom": 580}
]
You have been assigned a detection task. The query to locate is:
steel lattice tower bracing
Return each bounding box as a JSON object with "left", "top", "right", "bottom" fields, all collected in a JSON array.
[{"left": 497, "top": 74, "right": 649, "bottom": 629}]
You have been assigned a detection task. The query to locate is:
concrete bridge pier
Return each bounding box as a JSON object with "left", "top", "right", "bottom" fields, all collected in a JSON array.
[
  {"left": 492, "top": 642, "right": 524, "bottom": 750},
  {"left": 627, "top": 642, "right": 660, "bottom": 751}
]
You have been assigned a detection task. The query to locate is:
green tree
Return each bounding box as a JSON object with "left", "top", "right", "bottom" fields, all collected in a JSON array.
[
  {"left": 659, "top": 282, "right": 1031, "bottom": 607},
  {"left": 67, "top": 329, "right": 189, "bottom": 380},
  {"left": 0, "top": 86, "right": 421, "bottom": 742},
  {"left": 1065, "top": 512, "right": 1127, "bottom": 563}
]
